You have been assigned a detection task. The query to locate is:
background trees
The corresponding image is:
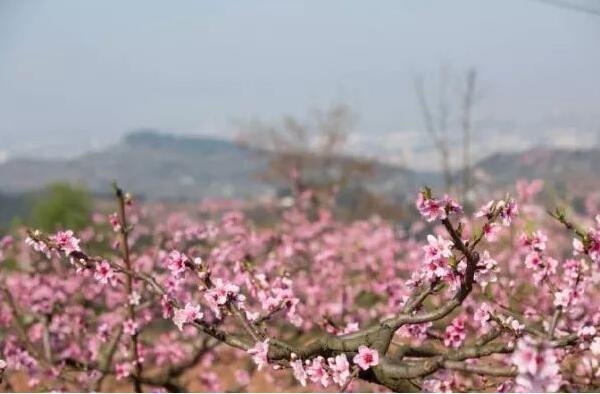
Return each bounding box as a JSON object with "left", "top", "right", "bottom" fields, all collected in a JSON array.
[{"left": 0, "top": 178, "right": 599, "bottom": 392}]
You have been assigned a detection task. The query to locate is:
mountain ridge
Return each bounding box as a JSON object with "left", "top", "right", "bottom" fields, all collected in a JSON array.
[{"left": 0, "top": 130, "right": 597, "bottom": 201}]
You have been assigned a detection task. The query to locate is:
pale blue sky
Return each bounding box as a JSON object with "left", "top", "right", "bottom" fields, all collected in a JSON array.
[{"left": 1, "top": 0, "right": 599, "bottom": 167}]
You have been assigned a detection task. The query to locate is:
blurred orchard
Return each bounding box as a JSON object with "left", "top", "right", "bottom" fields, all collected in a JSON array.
[
  {"left": 1, "top": 169, "right": 600, "bottom": 393},
  {"left": 0, "top": 106, "right": 599, "bottom": 393}
]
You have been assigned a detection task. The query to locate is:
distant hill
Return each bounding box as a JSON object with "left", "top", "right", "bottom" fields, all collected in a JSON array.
[
  {"left": 0, "top": 131, "right": 597, "bottom": 203},
  {"left": 0, "top": 130, "right": 438, "bottom": 201},
  {"left": 0, "top": 130, "right": 273, "bottom": 200},
  {"left": 473, "top": 147, "right": 600, "bottom": 195}
]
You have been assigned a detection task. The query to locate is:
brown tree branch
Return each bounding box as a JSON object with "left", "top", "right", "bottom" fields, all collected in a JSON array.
[{"left": 113, "top": 183, "right": 143, "bottom": 392}]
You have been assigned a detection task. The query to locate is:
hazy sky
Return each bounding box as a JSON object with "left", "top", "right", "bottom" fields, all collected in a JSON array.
[{"left": 1, "top": 0, "right": 599, "bottom": 168}]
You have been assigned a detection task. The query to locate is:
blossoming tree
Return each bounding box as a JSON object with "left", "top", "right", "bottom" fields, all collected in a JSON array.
[{"left": 1, "top": 180, "right": 600, "bottom": 392}]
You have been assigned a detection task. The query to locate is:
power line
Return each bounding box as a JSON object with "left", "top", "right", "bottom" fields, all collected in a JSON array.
[{"left": 529, "top": 0, "right": 600, "bottom": 17}]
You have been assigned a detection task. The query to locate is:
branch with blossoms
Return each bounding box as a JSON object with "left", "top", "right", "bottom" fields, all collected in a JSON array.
[
  {"left": 2, "top": 182, "right": 600, "bottom": 392},
  {"left": 0, "top": 192, "right": 218, "bottom": 392},
  {"left": 113, "top": 183, "right": 143, "bottom": 392}
]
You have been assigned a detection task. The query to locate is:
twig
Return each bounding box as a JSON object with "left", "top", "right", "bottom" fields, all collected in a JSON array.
[
  {"left": 548, "top": 308, "right": 562, "bottom": 339},
  {"left": 113, "top": 183, "right": 143, "bottom": 392},
  {"left": 340, "top": 365, "right": 359, "bottom": 392}
]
